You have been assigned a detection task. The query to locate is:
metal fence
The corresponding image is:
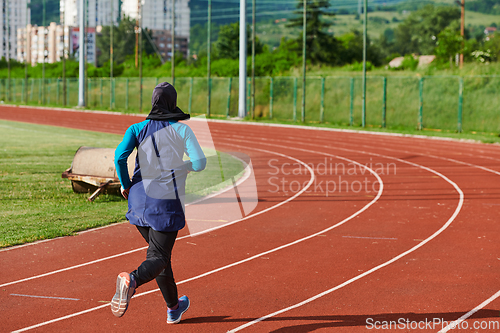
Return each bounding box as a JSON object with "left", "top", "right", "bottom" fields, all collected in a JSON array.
[{"left": 1, "top": 75, "right": 500, "bottom": 133}]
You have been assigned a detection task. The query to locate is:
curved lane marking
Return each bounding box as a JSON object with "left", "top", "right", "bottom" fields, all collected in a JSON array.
[{"left": 227, "top": 143, "right": 465, "bottom": 332}]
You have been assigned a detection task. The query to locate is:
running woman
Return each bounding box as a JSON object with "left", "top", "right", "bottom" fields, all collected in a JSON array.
[{"left": 111, "top": 82, "right": 206, "bottom": 324}]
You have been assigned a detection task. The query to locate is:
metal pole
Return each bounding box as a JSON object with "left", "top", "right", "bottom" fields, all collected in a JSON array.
[
  {"left": 418, "top": 77, "right": 424, "bottom": 130},
  {"left": 301, "top": 0, "right": 306, "bottom": 123},
  {"left": 6, "top": 0, "right": 10, "bottom": 101},
  {"left": 139, "top": 0, "right": 143, "bottom": 112},
  {"left": 110, "top": 0, "right": 114, "bottom": 108},
  {"left": 62, "top": 1, "right": 67, "bottom": 106},
  {"left": 238, "top": 0, "right": 247, "bottom": 117},
  {"left": 251, "top": 0, "right": 255, "bottom": 119},
  {"left": 125, "top": 78, "right": 129, "bottom": 110},
  {"left": 172, "top": 0, "right": 175, "bottom": 84},
  {"left": 458, "top": 77, "right": 463, "bottom": 133},
  {"left": 320, "top": 77, "right": 325, "bottom": 123},
  {"left": 78, "top": 0, "right": 86, "bottom": 107},
  {"left": 207, "top": 0, "right": 211, "bottom": 117},
  {"left": 188, "top": 77, "right": 193, "bottom": 114},
  {"left": 269, "top": 77, "right": 273, "bottom": 119},
  {"left": 226, "top": 77, "right": 232, "bottom": 117},
  {"left": 350, "top": 77, "right": 354, "bottom": 126},
  {"left": 460, "top": 0, "right": 464, "bottom": 69},
  {"left": 25, "top": 0, "right": 30, "bottom": 104},
  {"left": 293, "top": 77, "right": 297, "bottom": 121},
  {"left": 382, "top": 77, "right": 387, "bottom": 128},
  {"left": 362, "top": 0, "right": 367, "bottom": 127},
  {"left": 42, "top": 0, "right": 46, "bottom": 104}
]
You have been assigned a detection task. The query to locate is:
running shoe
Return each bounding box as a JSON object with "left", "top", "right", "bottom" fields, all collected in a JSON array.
[
  {"left": 110, "top": 272, "right": 136, "bottom": 317},
  {"left": 167, "top": 295, "right": 190, "bottom": 324}
]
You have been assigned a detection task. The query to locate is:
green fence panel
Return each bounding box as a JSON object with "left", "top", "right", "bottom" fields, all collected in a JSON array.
[
  {"left": 386, "top": 76, "right": 420, "bottom": 129},
  {"left": 421, "top": 76, "right": 459, "bottom": 131},
  {"left": 322, "top": 77, "right": 351, "bottom": 125},
  {"left": 463, "top": 76, "right": 500, "bottom": 133}
]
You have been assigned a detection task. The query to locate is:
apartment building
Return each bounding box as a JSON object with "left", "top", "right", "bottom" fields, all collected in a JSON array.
[
  {"left": 1, "top": 0, "right": 29, "bottom": 60},
  {"left": 60, "top": 0, "right": 120, "bottom": 27}
]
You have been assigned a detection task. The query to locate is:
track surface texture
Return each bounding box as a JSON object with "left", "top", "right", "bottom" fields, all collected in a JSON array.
[{"left": 1, "top": 105, "right": 499, "bottom": 333}]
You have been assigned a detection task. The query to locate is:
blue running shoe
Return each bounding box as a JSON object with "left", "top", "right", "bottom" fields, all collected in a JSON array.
[
  {"left": 111, "top": 272, "right": 136, "bottom": 317},
  {"left": 167, "top": 296, "right": 190, "bottom": 324}
]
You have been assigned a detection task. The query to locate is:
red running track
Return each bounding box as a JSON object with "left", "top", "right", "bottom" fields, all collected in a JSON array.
[{"left": 1, "top": 105, "right": 499, "bottom": 333}]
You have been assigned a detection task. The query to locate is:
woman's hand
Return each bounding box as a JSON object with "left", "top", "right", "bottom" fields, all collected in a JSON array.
[{"left": 121, "top": 187, "right": 130, "bottom": 199}]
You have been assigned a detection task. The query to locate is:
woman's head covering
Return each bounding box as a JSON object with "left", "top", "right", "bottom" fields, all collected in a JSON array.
[{"left": 146, "top": 82, "right": 190, "bottom": 121}]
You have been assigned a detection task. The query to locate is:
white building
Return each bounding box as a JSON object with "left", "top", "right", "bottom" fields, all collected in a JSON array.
[
  {"left": 121, "top": 0, "right": 190, "bottom": 38},
  {"left": 60, "top": 0, "right": 120, "bottom": 27},
  {"left": 1, "top": 0, "right": 30, "bottom": 60}
]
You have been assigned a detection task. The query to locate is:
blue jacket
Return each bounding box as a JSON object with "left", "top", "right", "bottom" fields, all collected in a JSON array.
[{"left": 115, "top": 119, "right": 206, "bottom": 232}]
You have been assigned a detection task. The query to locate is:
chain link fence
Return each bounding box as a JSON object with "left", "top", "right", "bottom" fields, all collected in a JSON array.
[{"left": 1, "top": 75, "right": 500, "bottom": 133}]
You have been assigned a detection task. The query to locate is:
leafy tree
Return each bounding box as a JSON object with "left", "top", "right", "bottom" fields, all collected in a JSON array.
[
  {"left": 337, "top": 30, "right": 382, "bottom": 66},
  {"left": 216, "top": 22, "right": 264, "bottom": 59},
  {"left": 392, "top": 4, "right": 460, "bottom": 56},
  {"left": 287, "top": 0, "right": 339, "bottom": 64},
  {"left": 97, "top": 17, "right": 153, "bottom": 67},
  {"left": 30, "top": 0, "right": 60, "bottom": 25},
  {"left": 434, "top": 27, "right": 463, "bottom": 66}
]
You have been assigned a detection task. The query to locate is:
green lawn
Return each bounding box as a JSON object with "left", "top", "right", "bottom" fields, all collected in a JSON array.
[{"left": 0, "top": 120, "right": 245, "bottom": 247}]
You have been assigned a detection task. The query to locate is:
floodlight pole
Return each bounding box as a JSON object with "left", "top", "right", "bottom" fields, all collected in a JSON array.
[
  {"left": 42, "top": 0, "right": 46, "bottom": 104},
  {"left": 206, "top": 0, "right": 212, "bottom": 116},
  {"left": 362, "top": 0, "right": 367, "bottom": 128},
  {"left": 460, "top": 0, "right": 464, "bottom": 68},
  {"left": 78, "top": 0, "right": 86, "bottom": 107},
  {"left": 26, "top": 0, "right": 30, "bottom": 104},
  {"left": 6, "top": 0, "right": 10, "bottom": 101},
  {"left": 238, "top": 0, "right": 247, "bottom": 118},
  {"left": 251, "top": 0, "right": 255, "bottom": 119},
  {"left": 61, "top": 0, "right": 66, "bottom": 106},
  {"left": 301, "top": 0, "right": 306, "bottom": 123},
  {"left": 139, "top": 0, "right": 143, "bottom": 112},
  {"left": 172, "top": 0, "right": 175, "bottom": 84}
]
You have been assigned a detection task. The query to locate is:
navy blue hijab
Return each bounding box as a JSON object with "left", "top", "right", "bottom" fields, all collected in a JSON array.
[{"left": 146, "top": 82, "right": 190, "bottom": 121}]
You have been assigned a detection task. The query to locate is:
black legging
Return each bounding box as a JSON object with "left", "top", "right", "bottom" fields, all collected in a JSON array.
[{"left": 131, "top": 226, "right": 179, "bottom": 308}]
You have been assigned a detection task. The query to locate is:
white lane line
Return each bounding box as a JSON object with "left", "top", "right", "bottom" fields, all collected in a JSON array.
[
  {"left": 438, "top": 289, "right": 500, "bottom": 333},
  {"left": 227, "top": 145, "right": 464, "bottom": 332},
  {"left": 342, "top": 236, "right": 398, "bottom": 240},
  {"left": 10, "top": 294, "right": 80, "bottom": 301},
  {"left": 10, "top": 143, "right": 384, "bottom": 332}
]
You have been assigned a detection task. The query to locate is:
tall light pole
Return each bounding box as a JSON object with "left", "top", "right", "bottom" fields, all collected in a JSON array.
[
  {"left": 42, "top": 0, "right": 46, "bottom": 104},
  {"left": 301, "top": 0, "right": 306, "bottom": 123},
  {"left": 238, "top": 0, "right": 247, "bottom": 118},
  {"left": 251, "top": 0, "right": 255, "bottom": 119},
  {"left": 460, "top": 0, "right": 465, "bottom": 68},
  {"left": 171, "top": 0, "right": 175, "bottom": 84},
  {"left": 139, "top": 0, "right": 143, "bottom": 112},
  {"left": 61, "top": 0, "right": 66, "bottom": 106},
  {"left": 6, "top": 0, "right": 10, "bottom": 101},
  {"left": 78, "top": 0, "right": 86, "bottom": 107},
  {"left": 207, "top": 0, "right": 211, "bottom": 117},
  {"left": 362, "top": 0, "right": 367, "bottom": 128},
  {"left": 26, "top": 0, "right": 30, "bottom": 104}
]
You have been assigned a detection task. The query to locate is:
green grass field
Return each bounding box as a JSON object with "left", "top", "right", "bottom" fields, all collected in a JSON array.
[{"left": 0, "top": 120, "right": 245, "bottom": 248}]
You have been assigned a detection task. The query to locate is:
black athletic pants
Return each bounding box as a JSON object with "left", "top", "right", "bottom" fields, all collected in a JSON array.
[{"left": 131, "top": 226, "right": 179, "bottom": 308}]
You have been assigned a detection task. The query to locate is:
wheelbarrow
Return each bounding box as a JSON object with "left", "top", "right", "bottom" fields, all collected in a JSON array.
[{"left": 62, "top": 146, "right": 136, "bottom": 202}]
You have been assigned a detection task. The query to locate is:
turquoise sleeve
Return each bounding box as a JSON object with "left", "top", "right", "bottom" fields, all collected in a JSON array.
[{"left": 114, "top": 126, "right": 137, "bottom": 189}]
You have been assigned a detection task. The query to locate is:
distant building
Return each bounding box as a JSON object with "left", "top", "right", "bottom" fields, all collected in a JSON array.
[
  {"left": 122, "top": 0, "right": 190, "bottom": 59},
  {"left": 17, "top": 23, "right": 96, "bottom": 66},
  {"left": 484, "top": 27, "right": 497, "bottom": 35},
  {"left": 60, "top": 0, "right": 120, "bottom": 27},
  {"left": 150, "top": 29, "right": 188, "bottom": 61},
  {"left": 1, "top": 0, "right": 30, "bottom": 60}
]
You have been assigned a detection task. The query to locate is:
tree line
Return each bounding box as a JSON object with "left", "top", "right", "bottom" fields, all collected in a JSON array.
[{"left": 2, "top": 2, "right": 500, "bottom": 78}]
